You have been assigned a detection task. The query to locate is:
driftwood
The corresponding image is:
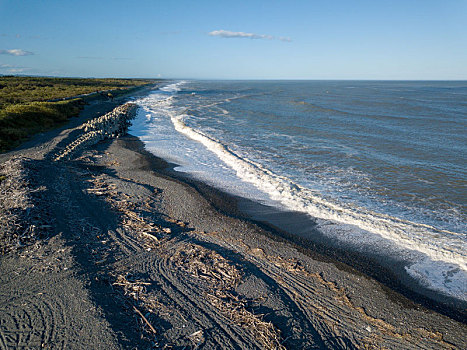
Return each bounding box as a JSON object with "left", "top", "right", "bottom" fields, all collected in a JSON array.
[
  {"left": 133, "top": 305, "right": 157, "bottom": 335},
  {"left": 0, "top": 157, "right": 50, "bottom": 253},
  {"left": 54, "top": 103, "right": 138, "bottom": 161}
]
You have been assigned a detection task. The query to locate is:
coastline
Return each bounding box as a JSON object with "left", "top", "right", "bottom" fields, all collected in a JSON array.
[
  {"left": 0, "top": 97, "right": 465, "bottom": 349},
  {"left": 137, "top": 135, "right": 467, "bottom": 321}
]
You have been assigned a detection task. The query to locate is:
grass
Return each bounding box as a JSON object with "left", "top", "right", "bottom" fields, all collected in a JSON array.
[{"left": 0, "top": 76, "right": 158, "bottom": 152}]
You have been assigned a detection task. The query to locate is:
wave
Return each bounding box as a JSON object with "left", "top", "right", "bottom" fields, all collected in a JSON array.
[{"left": 159, "top": 81, "right": 186, "bottom": 93}]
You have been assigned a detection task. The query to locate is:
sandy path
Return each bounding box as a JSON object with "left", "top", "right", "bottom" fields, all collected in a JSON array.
[{"left": 0, "top": 101, "right": 466, "bottom": 349}]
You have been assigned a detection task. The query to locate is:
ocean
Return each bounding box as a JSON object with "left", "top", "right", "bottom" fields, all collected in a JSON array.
[{"left": 130, "top": 80, "right": 466, "bottom": 303}]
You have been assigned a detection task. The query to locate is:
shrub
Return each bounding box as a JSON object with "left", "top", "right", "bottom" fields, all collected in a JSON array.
[
  {"left": 0, "top": 76, "right": 160, "bottom": 152},
  {"left": 0, "top": 99, "right": 84, "bottom": 152}
]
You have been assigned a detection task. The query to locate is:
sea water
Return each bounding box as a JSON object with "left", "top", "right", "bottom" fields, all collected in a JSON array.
[{"left": 130, "top": 80, "right": 467, "bottom": 302}]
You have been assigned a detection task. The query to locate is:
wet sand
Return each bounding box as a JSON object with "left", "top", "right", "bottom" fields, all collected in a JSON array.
[{"left": 0, "top": 97, "right": 466, "bottom": 349}]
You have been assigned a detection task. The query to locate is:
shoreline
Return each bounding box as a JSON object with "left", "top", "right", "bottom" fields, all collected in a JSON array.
[
  {"left": 129, "top": 81, "right": 467, "bottom": 317},
  {"left": 131, "top": 79, "right": 467, "bottom": 312},
  {"left": 131, "top": 134, "right": 467, "bottom": 322},
  {"left": 0, "top": 97, "right": 466, "bottom": 348}
]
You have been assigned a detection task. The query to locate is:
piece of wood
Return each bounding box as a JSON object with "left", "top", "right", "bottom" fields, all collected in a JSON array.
[
  {"left": 133, "top": 305, "right": 157, "bottom": 334},
  {"left": 141, "top": 231, "right": 159, "bottom": 241}
]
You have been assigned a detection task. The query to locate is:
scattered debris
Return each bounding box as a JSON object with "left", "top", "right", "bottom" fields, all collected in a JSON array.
[
  {"left": 0, "top": 157, "right": 51, "bottom": 253},
  {"left": 171, "top": 243, "right": 286, "bottom": 350}
]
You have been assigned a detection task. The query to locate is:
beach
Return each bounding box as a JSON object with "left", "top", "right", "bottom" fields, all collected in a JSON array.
[{"left": 0, "top": 93, "right": 466, "bottom": 349}]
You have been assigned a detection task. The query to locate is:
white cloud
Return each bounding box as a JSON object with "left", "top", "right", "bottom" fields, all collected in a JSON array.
[
  {"left": 0, "top": 63, "right": 30, "bottom": 73},
  {"left": 0, "top": 49, "right": 34, "bottom": 56},
  {"left": 6, "top": 67, "right": 28, "bottom": 73},
  {"left": 208, "top": 30, "right": 291, "bottom": 42},
  {"left": 279, "top": 36, "right": 292, "bottom": 42}
]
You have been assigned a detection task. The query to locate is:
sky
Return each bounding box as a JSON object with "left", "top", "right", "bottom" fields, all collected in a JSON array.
[{"left": 0, "top": 0, "right": 466, "bottom": 79}]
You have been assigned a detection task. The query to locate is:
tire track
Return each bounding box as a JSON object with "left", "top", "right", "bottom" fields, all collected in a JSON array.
[
  {"left": 0, "top": 292, "right": 67, "bottom": 350},
  {"left": 134, "top": 239, "right": 263, "bottom": 348},
  {"left": 184, "top": 238, "right": 329, "bottom": 349},
  {"left": 157, "top": 256, "right": 252, "bottom": 348},
  {"left": 235, "top": 243, "right": 457, "bottom": 350}
]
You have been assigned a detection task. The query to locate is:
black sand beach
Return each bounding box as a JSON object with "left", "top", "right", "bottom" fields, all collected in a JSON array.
[{"left": 0, "top": 94, "right": 466, "bottom": 349}]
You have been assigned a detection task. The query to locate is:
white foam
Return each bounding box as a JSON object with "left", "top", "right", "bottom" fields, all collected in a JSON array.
[
  {"left": 133, "top": 81, "right": 467, "bottom": 301},
  {"left": 131, "top": 85, "right": 270, "bottom": 202},
  {"left": 159, "top": 81, "right": 186, "bottom": 93},
  {"left": 405, "top": 260, "right": 467, "bottom": 302}
]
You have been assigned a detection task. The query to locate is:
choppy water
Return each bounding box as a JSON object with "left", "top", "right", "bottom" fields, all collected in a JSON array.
[{"left": 130, "top": 80, "right": 467, "bottom": 302}]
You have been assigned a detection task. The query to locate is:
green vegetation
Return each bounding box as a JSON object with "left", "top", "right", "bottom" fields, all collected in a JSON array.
[
  {"left": 0, "top": 98, "right": 85, "bottom": 152},
  {"left": 0, "top": 76, "right": 154, "bottom": 106},
  {"left": 0, "top": 76, "right": 157, "bottom": 152}
]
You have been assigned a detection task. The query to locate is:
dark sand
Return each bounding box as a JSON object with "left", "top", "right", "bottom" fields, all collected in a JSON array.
[{"left": 0, "top": 95, "right": 466, "bottom": 349}]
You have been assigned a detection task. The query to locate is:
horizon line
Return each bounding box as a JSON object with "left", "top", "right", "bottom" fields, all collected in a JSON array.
[{"left": 2, "top": 74, "right": 467, "bottom": 82}]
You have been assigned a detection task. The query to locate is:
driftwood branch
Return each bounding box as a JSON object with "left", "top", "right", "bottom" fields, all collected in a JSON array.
[{"left": 133, "top": 305, "right": 157, "bottom": 335}]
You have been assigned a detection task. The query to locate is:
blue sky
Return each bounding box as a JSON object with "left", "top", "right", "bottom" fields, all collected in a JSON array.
[{"left": 0, "top": 0, "right": 466, "bottom": 79}]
